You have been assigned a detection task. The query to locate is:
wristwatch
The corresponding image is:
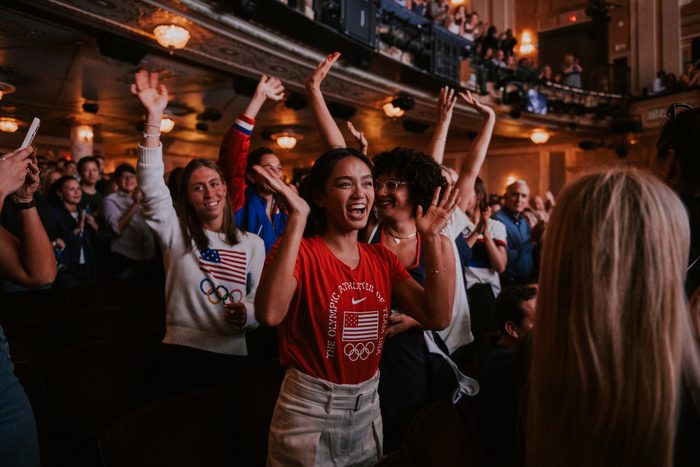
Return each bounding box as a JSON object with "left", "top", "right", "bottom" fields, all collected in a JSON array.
[{"left": 12, "top": 200, "right": 36, "bottom": 211}]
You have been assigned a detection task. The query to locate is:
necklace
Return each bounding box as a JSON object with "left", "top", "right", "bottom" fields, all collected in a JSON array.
[{"left": 384, "top": 229, "right": 417, "bottom": 244}]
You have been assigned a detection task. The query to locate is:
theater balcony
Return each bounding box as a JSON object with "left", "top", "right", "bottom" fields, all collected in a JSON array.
[{"left": 0, "top": 0, "right": 677, "bottom": 196}]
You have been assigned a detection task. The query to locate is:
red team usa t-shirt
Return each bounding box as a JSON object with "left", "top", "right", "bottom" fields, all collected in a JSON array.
[{"left": 264, "top": 235, "right": 411, "bottom": 385}]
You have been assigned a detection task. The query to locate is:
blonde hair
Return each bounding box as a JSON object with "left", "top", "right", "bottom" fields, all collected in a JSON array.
[{"left": 526, "top": 167, "right": 700, "bottom": 467}]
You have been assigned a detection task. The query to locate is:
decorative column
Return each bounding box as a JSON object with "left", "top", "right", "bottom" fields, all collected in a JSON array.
[
  {"left": 630, "top": 0, "right": 657, "bottom": 94},
  {"left": 660, "top": 0, "right": 681, "bottom": 75},
  {"left": 70, "top": 124, "right": 93, "bottom": 162}
]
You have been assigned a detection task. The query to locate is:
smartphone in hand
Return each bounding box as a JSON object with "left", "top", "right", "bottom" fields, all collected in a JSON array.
[{"left": 20, "top": 118, "right": 40, "bottom": 149}]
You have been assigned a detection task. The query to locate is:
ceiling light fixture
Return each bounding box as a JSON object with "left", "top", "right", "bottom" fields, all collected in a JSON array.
[
  {"left": 153, "top": 24, "right": 190, "bottom": 53},
  {"left": 272, "top": 131, "right": 303, "bottom": 150},
  {"left": 276, "top": 135, "right": 297, "bottom": 149},
  {"left": 383, "top": 103, "right": 404, "bottom": 118},
  {"left": 530, "top": 129, "right": 550, "bottom": 144},
  {"left": 160, "top": 118, "right": 175, "bottom": 133},
  {"left": 0, "top": 81, "right": 16, "bottom": 101},
  {"left": 0, "top": 118, "right": 19, "bottom": 132}
]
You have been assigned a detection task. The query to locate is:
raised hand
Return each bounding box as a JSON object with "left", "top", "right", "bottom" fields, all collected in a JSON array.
[
  {"left": 415, "top": 185, "right": 460, "bottom": 237},
  {"left": 305, "top": 52, "right": 340, "bottom": 92},
  {"left": 251, "top": 165, "right": 310, "bottom": 218},
  {"left": 1, "top": 147, "right": 40, "bottom": 203},
  {"left": 131, "top": 70, "right": 169, "bottom": 116},
  {"left": 459, "top": 90, "right": 495, "bottom": 121},
  {"left": 255, "top": 75, "right": 285, "bottom": 101},
  {"left": 437, "top": 86, "right": 457, "bottom": 123},
  {"left": 347, "top": 121, "right": 368, "bottom": 155}
]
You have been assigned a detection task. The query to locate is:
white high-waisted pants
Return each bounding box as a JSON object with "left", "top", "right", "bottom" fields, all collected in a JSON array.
[{"left": 267, "top": 367, "right": 382, "bottom": 467}]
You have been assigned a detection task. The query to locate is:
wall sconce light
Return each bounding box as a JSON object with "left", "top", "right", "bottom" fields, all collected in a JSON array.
[
  {"left": 506, "top": 176, "right": 517, "bottom": 186},
  {"left": 77, "top": 126, "right": 94, "bottom": 142},
  {"left": 519, "top": 31, "right": 534, "bottom": 55},
  {"left": 383, "top": 102, "right": 404, "bottom": 118},
  {"left": 0, "top": 118, "right": 19, "bottom": 133},
  {"left": 153, "top": 24, "right": 190, "bottom": 53},
  {"left": 530, "top": 129, "right": 550, "bottom": 144},
  {"left": 160, "top": 118, "right": 175, "bottom": 133}
]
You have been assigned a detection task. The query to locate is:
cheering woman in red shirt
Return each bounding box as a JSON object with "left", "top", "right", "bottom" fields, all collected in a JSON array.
[{"left": 255, "top": 61, "right": 459, "bottom": 464}]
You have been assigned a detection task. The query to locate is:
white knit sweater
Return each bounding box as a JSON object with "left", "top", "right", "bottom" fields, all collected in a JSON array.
[{"left": 138, "top": 144, "right": 265, "bottom": 355}]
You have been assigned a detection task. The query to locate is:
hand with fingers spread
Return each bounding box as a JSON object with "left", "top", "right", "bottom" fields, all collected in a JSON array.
[
  {"left": 459, "top": 90, "right": 495, "bottom": 121},
  {"left": 1, "top": 147, "right": 40, "bottom": 203},
  {"left": 251, "top": 165, "right": 310, "bottom": 218},
  {"left": 306, "top": 52, "right": 341, "bottom": 92},
  {"left": 437, "top": 86, "right": 457, "bottom": 123},
  {"left": 347, "top": 121, "right": 368, "bottom": 155},
  {"left": 415, "top": 185, "right": 460, "bottom": 238},
  {"left": 131, "top": 70, "right": 169, "bottom": 118}
]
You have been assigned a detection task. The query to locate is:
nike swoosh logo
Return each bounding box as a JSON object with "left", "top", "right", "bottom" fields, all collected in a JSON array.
[{"left": 351, "top": 297, "right": 367, "bottom": 305}]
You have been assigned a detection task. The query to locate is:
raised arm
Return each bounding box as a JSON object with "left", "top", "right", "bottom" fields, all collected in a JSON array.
[
  {"left": 347, "top": 121, "right": 368, "bottom": 155},
  {"left": 219, "top": 75, "right": 284, "bottom": 210},
  {"left": 427, "top": 87, "right": 457, "bottom": 164},
  {"left": 253, "top": 166, "right": 310, "bottom": 326},
  {"left": 132, "top": 70, "right": 168, "bottom": 151},
  {"left": 0, "top": 146, "right": 56, "bottom": 287},
  {"left": 305, "top": 52, "right": 346, "bottom": 150},
  {"left": 453, "top": 91, "right": 496, "bottom": 213},
  {"left": 392, "top": 186, "right": 460, "bottom": 330}
]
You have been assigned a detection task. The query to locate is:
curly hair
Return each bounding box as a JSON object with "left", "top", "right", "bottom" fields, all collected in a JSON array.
[{"left": 372, "top": 147, "right": 447, "bottom": 213}]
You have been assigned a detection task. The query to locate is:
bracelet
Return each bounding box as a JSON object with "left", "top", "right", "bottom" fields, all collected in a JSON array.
[
  {"left": 12, "top": 200, "right": 36, "bottom": 211},
  {"left": 144, "top": 123, "right": 160, "bottom": 128},
  {"left": 432, "top": 136, "right": 446, "bottom": 142},
  {"left": 143, "top": 132, "right": 161, "bottom": 138},
  {"left": 425, "top": 268, "right": 447, "bottom": 274}
]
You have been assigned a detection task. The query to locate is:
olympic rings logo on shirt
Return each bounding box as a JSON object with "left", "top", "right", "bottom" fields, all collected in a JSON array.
[
  {"left": 199, "top": 279, "right": 243, "bottom": 305},
  {"left": 344, "top": 342, "right": 375, "bottom": 361}
]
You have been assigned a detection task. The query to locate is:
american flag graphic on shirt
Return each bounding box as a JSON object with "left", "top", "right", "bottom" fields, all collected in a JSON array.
[
  {"left": 342, "top": 311, "right": 379, "bottom": 341},
  {"left": 199, "top": 248, "right": 247, "bottom": 286}
]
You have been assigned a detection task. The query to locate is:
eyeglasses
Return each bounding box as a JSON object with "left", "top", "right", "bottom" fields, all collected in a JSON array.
[
  {"left": 666, "top": 103, "right": 693, "bottom": 153},
  {"left": 374, "top": 179, "right": 406, "bottom": 193}
]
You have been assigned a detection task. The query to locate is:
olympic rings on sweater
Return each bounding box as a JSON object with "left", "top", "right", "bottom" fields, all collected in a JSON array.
[{"left": 199, "top": 279, "right": 244, "bottom": 305}]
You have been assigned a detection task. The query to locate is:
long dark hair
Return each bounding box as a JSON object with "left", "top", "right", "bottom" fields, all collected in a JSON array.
[
  {"left": 299, "top": 147, "right": 372, "bottom": 238},
  {"left": 176, "top": 158, "right": 240, "bottom": 252}
]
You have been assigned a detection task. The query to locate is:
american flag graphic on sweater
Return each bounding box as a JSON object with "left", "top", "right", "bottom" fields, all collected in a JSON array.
[{"left": 199, "top": 248, "right": 247, "bottom": 287}]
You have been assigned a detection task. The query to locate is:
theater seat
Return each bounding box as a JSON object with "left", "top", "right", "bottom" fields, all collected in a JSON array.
[
  {"left": 372, "top": 450, "right": 417, "bottom": 466},
  {"left": 215, "top": 359, "right": 287, "bottom": 467},
  {"left": 99, "top": 390, "right": 231, "bottom": 467},
  {"left": 36, "top": 339, "right": 148, "bottom": 448},
  {"left": 404, "top": 400, "right": 477, "bottom": 467},
  {"left": 56, "top": 307, "right": 133, "bottom": 348},
  {"left": 0, "top": 288, "right": 70, "bottom": 323}
]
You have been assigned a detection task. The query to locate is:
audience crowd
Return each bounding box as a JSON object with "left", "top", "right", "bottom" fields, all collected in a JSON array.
[{"left": 1, "top": 47, "right": 699, "bottom": 467}]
